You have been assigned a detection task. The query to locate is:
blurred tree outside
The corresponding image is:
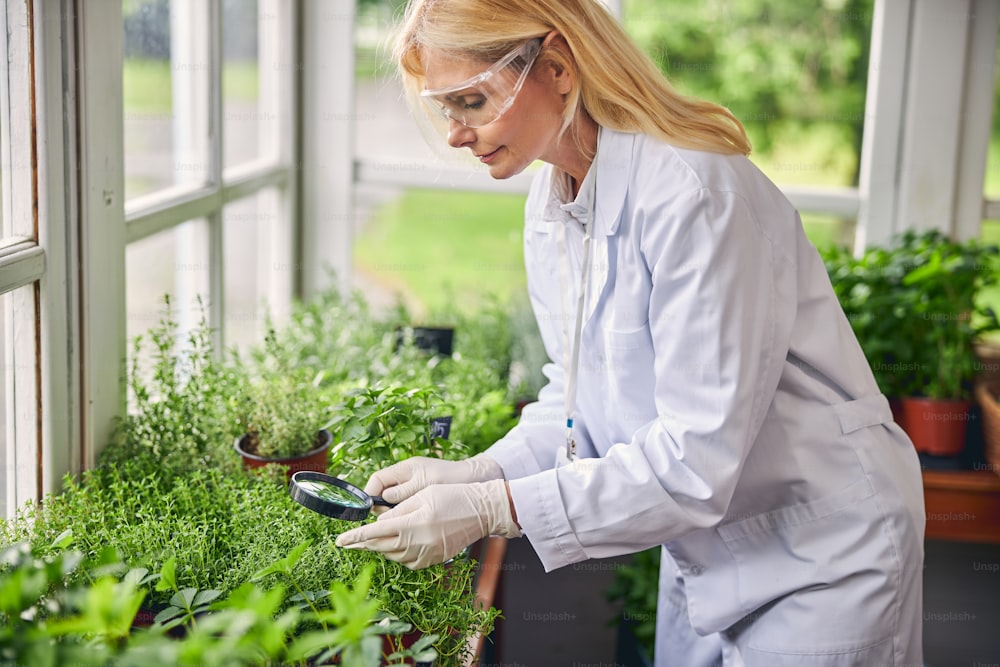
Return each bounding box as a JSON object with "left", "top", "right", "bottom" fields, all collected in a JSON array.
[{"left": 625, "top": 0, "right": 873, "bottom": 186}]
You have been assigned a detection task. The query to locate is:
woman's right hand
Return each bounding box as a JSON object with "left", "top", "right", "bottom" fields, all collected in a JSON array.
[{"left": 364, "top": 454, "right": 504, "bottom": 511}]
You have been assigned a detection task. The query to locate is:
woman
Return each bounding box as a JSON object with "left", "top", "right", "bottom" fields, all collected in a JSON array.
[{"left": 336, "top": 1, "right": 925, "bottom": 664}]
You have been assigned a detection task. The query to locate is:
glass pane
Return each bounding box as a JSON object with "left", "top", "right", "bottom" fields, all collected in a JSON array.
[
  {"left": 125, "top": 219, "right": 212, "bottom": 355},
  {"left": 223, "top": 0, "right": 271, "bottom": 168},
  {"left": 354, "top": 187, "right": 528, "bottom": 315},
  {"left": 985, "top": 42, "right": 1000, "bottom": 199},
  {"left": 123, "top": 0, "right": 210, "bottom": 200},
  {"left": 622, "top": 1, "right": 873, "bottom": 190},
  {"left": 354, "top": 1, "right": 439, "bottom": 165},
  {"left": 223, "top": 188, "right": 284, "bottom": 353}
]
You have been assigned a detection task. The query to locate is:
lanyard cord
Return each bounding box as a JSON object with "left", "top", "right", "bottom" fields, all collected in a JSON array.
[{"left": 556, "top": 178, "right": 595, "bottom": 462}]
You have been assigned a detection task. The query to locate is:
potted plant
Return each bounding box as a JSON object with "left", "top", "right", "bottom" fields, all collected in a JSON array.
[
  {"left": 327, "top": 383, "right": 469, "bottom": 488},
  {"left": 888, "top": 231, "right": 999, "bottom": 455},
  {"left": 233, "top": 329, "right": 334, "bottom": 477},
  {"left": 823, "top": 230, "right": 1000, "bottom": 455},
  {"left": 3, "top": 294, "right": 506, "bottom": 667}
]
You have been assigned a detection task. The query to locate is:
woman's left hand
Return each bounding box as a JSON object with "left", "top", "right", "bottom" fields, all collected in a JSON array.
[{"left": 335, "top": 480, "right": 521, "bottom": 569}]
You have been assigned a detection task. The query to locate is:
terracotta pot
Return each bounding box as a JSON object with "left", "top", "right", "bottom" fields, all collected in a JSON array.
[
  {"left": 898, "top": 397, "right": 971, "bottom": 456},
  {"left": 234, "top": 429, "right": 332, "bottom": 479}
]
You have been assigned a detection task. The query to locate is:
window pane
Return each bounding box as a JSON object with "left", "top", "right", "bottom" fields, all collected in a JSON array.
[
  {"left": 124, "top": 0, "right": 210, "bottom": 200},
  {"left": 223, "top": 0, "right": 271, "bottom": 168},
  {"left": 354, "top": 2, "right": 438, "bottom": 165},
  {"left": 985, "top": 42, "right": 1000, "bottom": 200},
  {"left": 126, "top": 219, "right": 211, "bottom": 349},
  {"left": 354, "top": 188, "right": 528, "bottom": 315},
  {"left": 622, "top": 1, "right": 873, "bottom": 190},
  {"left": 223, "top": 188, "right": 285, "bottom": 352}
]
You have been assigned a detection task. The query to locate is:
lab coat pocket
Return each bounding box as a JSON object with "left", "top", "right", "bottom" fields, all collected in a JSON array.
[
  {"left": 717, "top": 476, "right": 897, "bottom": 654},
  {"left": 603, "top": 326, "right": 656, "bottom": 432}
]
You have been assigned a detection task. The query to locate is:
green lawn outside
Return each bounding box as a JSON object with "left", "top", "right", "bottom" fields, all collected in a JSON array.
[
  {"left": 123, "top": 58, "right": 259, "bottom": 115},
  {"left": 354, "top": 187, "right": 849, "bottom": 316},
  {"left": 353, "top": 189, "right": 529, "bottom": 316}
]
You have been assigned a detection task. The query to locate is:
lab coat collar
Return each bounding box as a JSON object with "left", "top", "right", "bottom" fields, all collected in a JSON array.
[{"left": 527, "top": 127, "right": 634, "bottom": 236}]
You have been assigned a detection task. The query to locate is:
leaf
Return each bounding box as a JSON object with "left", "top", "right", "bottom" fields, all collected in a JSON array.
[
  {"left": 123, "top": 567, "right": 150, "bottom": 587},
  {"left": 49, "top": 529, "right": 74, "bottom": 550},
  {"left": 192, "top": 589, "right": 222, "bottom": 607},
  {"left": 251, "top": 540, "right": 312, "bottom": 581},
  {"left": 154, "top": 605, "right": 184, "bottom": 625},
  {"left": 170, "top": 587, "right": 197, "bottom": 609},
  {"left": 285, "top": 628, "right": 347, "bottom": 662},
  {"left": 155, "top": 557, "right": 177, "bottom": 592}
]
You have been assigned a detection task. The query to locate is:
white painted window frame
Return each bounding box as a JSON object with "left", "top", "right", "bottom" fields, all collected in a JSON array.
[
  {"left": 1, "top": 0, "right": 77, "bottom": 520},
  {"left": 124, "top": 0, "right": 298, "bottom": 350},
  {"left": 1, "top": 0, "right": 301, "bottom": 516}
]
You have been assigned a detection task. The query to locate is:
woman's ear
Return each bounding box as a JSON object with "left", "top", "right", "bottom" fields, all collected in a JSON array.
[{"left": 539, "top": 31, "right": 575, "bottom": 96}]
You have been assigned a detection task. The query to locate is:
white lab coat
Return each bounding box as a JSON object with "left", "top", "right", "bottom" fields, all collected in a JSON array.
[{"left": 485, "top": 128, "right": 925, "bottom": 666}]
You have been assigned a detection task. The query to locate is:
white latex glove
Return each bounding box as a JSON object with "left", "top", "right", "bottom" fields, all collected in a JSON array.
[
  {"left": 363, "top": 454, "right": 503, "bottom": 510},
  {"left": 335, "top": 479, "right": 521, "bottom": 569}
]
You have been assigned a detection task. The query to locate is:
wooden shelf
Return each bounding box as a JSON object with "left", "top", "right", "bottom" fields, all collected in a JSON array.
[{"left": 922, "top": 469, "right": 1000, "bottom": 543}]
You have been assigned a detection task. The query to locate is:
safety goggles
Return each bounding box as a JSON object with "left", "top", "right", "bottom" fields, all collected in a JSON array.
[{"left": 420, "top": 38, "right": 543, "bottom": 129}]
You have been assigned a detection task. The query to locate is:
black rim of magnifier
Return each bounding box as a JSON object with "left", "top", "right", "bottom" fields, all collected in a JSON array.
[{"left": 289, "top": 471, "right": 376, "bottom": 521}]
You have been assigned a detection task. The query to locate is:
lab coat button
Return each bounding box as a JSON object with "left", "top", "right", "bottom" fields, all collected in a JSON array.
[{"left": 688, "top": 565, "right": 704, "bottom": 576}]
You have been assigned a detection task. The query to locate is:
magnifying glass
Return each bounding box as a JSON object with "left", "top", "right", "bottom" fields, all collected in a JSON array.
[{"left": 289, "top": 471, "right": 396, "bottom": 521}]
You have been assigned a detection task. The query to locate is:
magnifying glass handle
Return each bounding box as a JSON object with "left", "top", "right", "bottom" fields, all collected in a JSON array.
[{"left": 371, "top": 496, "right": 396, "bottom": 508}]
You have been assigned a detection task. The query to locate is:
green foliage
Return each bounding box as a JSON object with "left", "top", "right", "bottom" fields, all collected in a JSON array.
[
  {"left": 329, "top": 383, "right": 471, "bottom": 487},
  {"left": 0, "top": 537, "right": 436, "bottom": 667},
  {"left": 102, "top": 295, "right": 244, "bottom": 483},
  {"left": 625, "top": 0, "right": 873, "bottom": 171},
  {"left": 3, "top": 282, "right": 520, "bottom": 666},
  {"left": 822, "top": 229, "right": 1000, "bottom": 399},
  {"left": 605, "top": 547, "right": 660, "bottom": 659},
  {"left": 237, "top": 328, "right": 333, "bottom": 459}
]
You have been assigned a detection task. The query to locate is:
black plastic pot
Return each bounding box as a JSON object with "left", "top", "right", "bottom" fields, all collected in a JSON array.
[{"left": 395, "top": 326, "right": 454, "bottom": 357}]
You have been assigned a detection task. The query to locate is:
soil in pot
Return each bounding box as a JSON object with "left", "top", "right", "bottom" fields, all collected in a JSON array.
[{"left": 234, "top": 429, "right": 333, "bottom": 478}]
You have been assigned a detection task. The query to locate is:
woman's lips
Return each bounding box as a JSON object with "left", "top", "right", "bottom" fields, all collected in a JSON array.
[{"left": 477, "top": 147, "right": 501, "bottom": 164}]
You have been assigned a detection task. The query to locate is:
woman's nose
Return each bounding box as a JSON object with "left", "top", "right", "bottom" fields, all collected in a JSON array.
[{"left": 447, "top": 117, "right": 476, "bottom": 148}]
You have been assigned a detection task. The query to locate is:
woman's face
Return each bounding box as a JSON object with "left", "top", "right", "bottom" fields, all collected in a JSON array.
[{"left": 421, "top": 46, "right": 573, "bottom": 180}]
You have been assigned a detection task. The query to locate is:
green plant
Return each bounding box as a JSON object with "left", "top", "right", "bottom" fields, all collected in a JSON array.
[
  {"left": 235, "top": 328, "right": 334, "bottom": 460},
  {"left": 3, "top": 453, "right": 495, "bottom": 665},
  {"left": 822, "top": 229, "right": 1000, "bottom": 399},
  {"left": 0, "top": 534, "right": 437, "bottom": 667},
  {"left": 3, "top": 284, "right": 513, "bottom": 666},
  {"left": 605, "top": 547, "right": 660, "bottom": 661},
  {"left": 102, "top": 295, "right": 244, "bottom": 481},
  {"left": 329, "top": 383, "right": 472, "bottom": 487}
]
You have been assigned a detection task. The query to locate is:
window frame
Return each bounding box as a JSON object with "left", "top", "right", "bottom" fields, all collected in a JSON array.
[{"left": 2, "top": 0, "right": 302, "bottom": 517}]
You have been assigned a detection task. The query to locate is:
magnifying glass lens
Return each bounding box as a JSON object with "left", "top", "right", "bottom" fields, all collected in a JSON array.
[
  {"left": 289, "top": 471, "right": 394, "bottom": 521},
  {"left": 296, "top": 479, "right": 367, "bottom": 508}
]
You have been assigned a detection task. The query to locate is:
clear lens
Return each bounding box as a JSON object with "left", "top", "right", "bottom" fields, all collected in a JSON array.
[{"left": 421, "top": 39, "right": 542, "bottom": 129}]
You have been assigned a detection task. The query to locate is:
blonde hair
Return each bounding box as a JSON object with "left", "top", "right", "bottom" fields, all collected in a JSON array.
[{"left": 394, "top": 0, "right": 751, "bottom": 157}]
